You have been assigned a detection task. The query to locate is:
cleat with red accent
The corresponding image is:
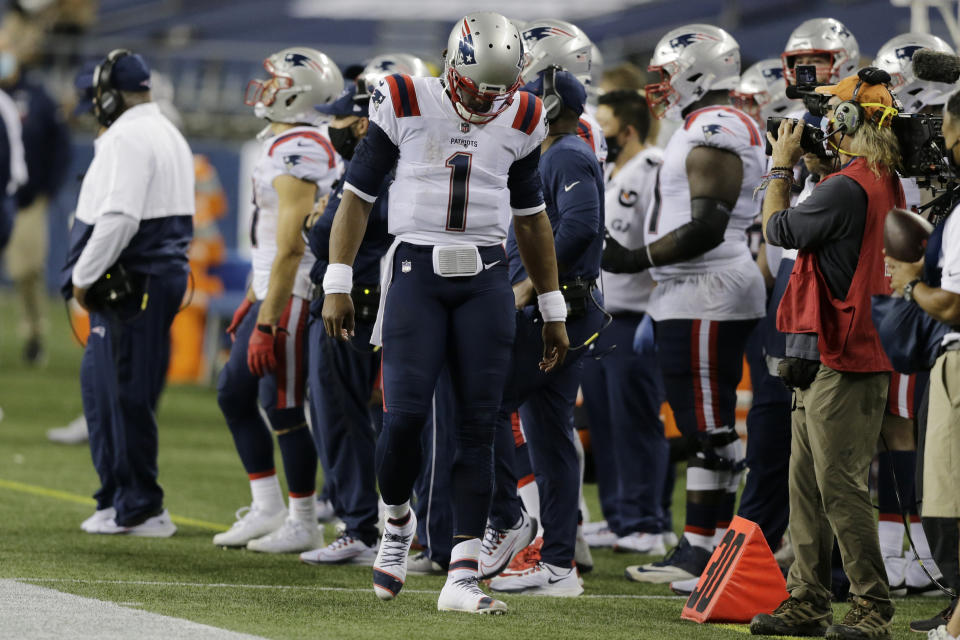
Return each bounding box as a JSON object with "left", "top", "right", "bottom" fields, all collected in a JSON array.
[
  {"left": 478, "top": 510, "right": 535, "bottom": 579},
  {"left": 489, "top": 561, "right": 583, "bottom": 597},
  {"left": 502, "top": 536, "right": 542, "bottom": 575},
  {"left": 438, "top": 575, "right": 508, "bottom": 614},
  {"left": 373, "top": 509, "right": 417, "bottom": 600}
]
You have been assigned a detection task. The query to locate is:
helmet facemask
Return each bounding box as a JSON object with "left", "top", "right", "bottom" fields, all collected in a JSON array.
[
  {"left": 645, "top": 63, "right": 681, "bottom": 120},
  {"left": 445, "top": 62, "right": 520, "bottom": 124}
]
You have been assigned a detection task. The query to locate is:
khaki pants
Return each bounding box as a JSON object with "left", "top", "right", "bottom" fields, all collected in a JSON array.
[
  {"left": 786, "top": 365, "right": 891, "bottom": 604},
  {"left": 922, "top": 350, "right": 960, "bottom": 518},
  {"left": 3, "top": 197, "right": 48, "bottom": 338}
]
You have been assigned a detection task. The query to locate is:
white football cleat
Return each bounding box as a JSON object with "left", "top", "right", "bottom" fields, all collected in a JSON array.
[
  {"left": 583, "top": 526, "right": 618, "bottom": 548},
  {"left": 575, "top": 524, "right": 594, "bottom": 573},
  {"left": 97, "top": 509, "right": 177, "bottom": 538},
  {"left": 438, "top": 575, "right": 508, "bottom": 614},
  {"left": 81, "top": 507, "right": 116, "bottom": 533},
  {"left": 373, "top": 510, "right": 417, "bottom": 600},
  {"left": 581, "top": 520, "right": 608, "bottom": 536},
  {"left": 47, "top": 415, "right": 89, "bottom": 445},
  {"left": 489, "top": 561, "right": 583, "bottom": 597},
  {"left": 478, "top": 510, "right": 535, "bottom": 579},
  {"left": 669, "top": 576, "right": 700, "bottom": 596},
  {"left": 407, "top": 551, "right": 445, "bottom": 575},
  {"left": 212, "top": 504, "right": 286, "bottom": 548},
  {"left": 624, "top": 538, "right": 711, "bottom": 584},
  {"left": 300, "top": 534, "right": 377, "bottom": 565},
  {"left": 247, "top": 517, "right": 323, "bottom": 553},
  {"left": 614, "top": 532, "right": 666, "bottom": 556}
]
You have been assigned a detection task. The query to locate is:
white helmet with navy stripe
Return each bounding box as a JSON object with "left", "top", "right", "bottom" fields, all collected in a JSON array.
[
  {"left": 874, "top": 33, "right": 956, "bottom": 110},
  {"left": 519, "top": 19, "right": 593, "bottom": 90},
  {"left": 244, "top": 47, "right": 343, "bottom": 124},
  {"left": 444, "top": 12, "right": 525, "bottom": 124},
  {"left": 358, "top": 53, "right": 432, "bottom": 98},
  {"left": 646, "top": 24, "right": 740, "bottom": 121},
  {"left": 731, "top": 58, "right": 796, "bottom": 124}
]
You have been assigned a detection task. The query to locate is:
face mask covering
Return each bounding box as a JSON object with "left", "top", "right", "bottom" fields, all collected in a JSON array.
[
  {"left": 0, "top": 51, "right": 17, "bottom": 82},
  {"left": 605, "top": 134, "right": 622, "bottom": 164},
  {"left": 329, "top": 124, "right": 359, "bottom": 160}
]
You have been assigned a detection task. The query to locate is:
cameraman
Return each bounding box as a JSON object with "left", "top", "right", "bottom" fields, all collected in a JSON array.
[
  {"left": 62, "top": 51, "right": 194, "bottom": 537},
  {"left": 751, "top": 71, "right": 903, "bottom": 639}
]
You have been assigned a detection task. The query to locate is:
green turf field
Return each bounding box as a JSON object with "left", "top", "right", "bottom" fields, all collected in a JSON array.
[{"left": 0, "top": 291, "right": 950, "bottom": 639}]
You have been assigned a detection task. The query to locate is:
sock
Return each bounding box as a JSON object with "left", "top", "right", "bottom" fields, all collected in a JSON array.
[
  {"left": 517, "top": 476, "right": 542, "bottom": 536},
  {"left": 878, "top": 519, "right": 904, "bottom": 558},
  {"left": 276, "top": 427, "right": 317, "bottom": 496},
  {"left": 250, "top": 472, "right": 284, "bottom": 513},
  {"left": 385, "top": 501, "right": 411, "bottom": 526},
  {"left": 910, "top": 520, "right": 935, "bottom": 561},
  {"left": 685, "top": 500, "right": 717, "bottom": 551},
  {"left": 448, "top": 538, "right": 480, "bottom": 581},
  {"left": 713, "top": 525, "right": 729, "bottom": 548},
  {"left": 289, "top": 492, "right": 316, "bottom": 523}
]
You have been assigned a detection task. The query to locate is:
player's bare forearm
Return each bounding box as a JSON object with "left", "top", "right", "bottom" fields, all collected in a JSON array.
[
  {"left": 761, "top": 178, "right": 791, "bottom": 244},
  {"left": 513, "top": 210, "right": 560, "bottom": 294},
  {"left": 914, "top": 283, "right": 960, "bottom": 325},
  {"left": 329, "top": 190, "right": 374, "bottom": 266},
  {"left": 258, "top": 237, "right": 305, "bottom": 326}
]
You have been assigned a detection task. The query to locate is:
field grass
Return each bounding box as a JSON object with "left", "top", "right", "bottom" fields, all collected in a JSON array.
[{"left": 0, "top": 291, "right": 950, "bottom": 639}]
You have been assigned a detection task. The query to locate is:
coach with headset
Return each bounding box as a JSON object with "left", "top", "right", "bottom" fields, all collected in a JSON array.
[
  {"left": 750, "top": 68, "right": 904, "bottom": 639},
  {"left": 62, "top": 50, "right": 194, "bottom": 538}
]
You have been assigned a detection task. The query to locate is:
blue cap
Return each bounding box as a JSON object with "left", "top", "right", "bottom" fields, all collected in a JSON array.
[
  {"left": 522, "top": 69, "right": 586, "bottom": 117},
  {"left": 75, "top": 52, "right": 152, "bottom": 94},
  {"left": 315, "top": 83, "right": 369, "bottom": 118}
]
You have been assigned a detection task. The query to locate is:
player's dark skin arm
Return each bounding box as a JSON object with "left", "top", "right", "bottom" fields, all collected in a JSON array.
[
  {"left": 887, "top": 255, "right": 960, "bottom": 325},
  {"left": 513, "top": 210, "right": 570, "bottom": 371},
  {"left": 322, "top": 190, "right": 373, "bottom": 340}
]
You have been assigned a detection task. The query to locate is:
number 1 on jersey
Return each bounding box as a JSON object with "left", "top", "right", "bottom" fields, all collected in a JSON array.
[{"left": 445, "top": 152, "right": 472, "bottom": 232}]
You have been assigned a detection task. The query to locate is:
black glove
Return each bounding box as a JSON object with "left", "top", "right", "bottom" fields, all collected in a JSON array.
[{"left": 601, "top": 232, "right": 647, "bottom": 274}]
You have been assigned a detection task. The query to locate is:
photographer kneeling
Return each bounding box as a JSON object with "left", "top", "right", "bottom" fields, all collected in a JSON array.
[{"left": 751, "top": 70, "right": 904, "bottom": 640}]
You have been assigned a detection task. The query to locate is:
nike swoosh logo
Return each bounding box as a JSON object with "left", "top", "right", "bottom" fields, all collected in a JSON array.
[
  {"left": 564, "top": 181, "right": 580, "bottom": 192},
  {"left": 547, "top": 576, "right": 568, "bottom": 584},
  {"left": 483, "top": 260, "right": 501, "bottom": 270}
]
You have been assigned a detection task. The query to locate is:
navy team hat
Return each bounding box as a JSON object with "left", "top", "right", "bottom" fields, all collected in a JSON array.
[
  {"left": 315, "top": 83, "right": 369, "bottom": 118},
  {"left": 522, "top": 69, "right": 586, "bottom": 117},
  {"left": 75, "top": 52, "right": 152, "bottom": 95}
]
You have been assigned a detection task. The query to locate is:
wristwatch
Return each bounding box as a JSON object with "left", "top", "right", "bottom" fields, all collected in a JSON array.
[{"left": 903, "top": 278, "right": 921, "bottom": 303}]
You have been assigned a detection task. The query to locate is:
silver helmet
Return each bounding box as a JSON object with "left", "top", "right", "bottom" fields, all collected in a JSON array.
[
  {"left": 781, "top": 18, "right": 859, "bottom": 84},
  {"left": 730, "top": 58, "right": 796, "bottom": 124},
  {"left": 874, "top": 33, "right": 956, "bottom": 111},
  {"left": 519, "top": 18, "right": 593, "bottom": 90},
  {"left": 444, "top": 12, "right": 525, "bottom": 124},
  {"left": 646, "top": 24, "right": 740, "bottom": 120},
  {"left": 358, "top": 53, "right": 432, "bottom": 98},
  {"left": 244, "top": 47, "right": 343, "bottom": 124}
]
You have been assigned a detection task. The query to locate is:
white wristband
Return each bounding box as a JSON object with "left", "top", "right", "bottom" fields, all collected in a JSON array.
[
  {"left": 538, "top": 290, "right": 567, "bottom": 323},
  {"left": 323, "top": 263, "right": 353, "bottom": 295}
]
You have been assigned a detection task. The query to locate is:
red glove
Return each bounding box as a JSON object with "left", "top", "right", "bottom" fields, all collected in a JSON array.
[
  {"left": 247, "top": 324, "right": 283, "bottom": 377},
  {"left": 226, "top": 297, "right": 254, "bottom": 342}
]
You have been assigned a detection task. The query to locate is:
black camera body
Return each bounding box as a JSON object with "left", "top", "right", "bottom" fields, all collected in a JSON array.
[{"left": 765, "top": 117, "right": 830, "bottom": 159}]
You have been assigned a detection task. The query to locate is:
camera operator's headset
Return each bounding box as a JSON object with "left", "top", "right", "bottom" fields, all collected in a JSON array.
[
  {"left": 828, "top": 67, "right": 900, "bottom": 154},
  {"left": 92, "top": 48, "right": 133, "bottom": 128}
]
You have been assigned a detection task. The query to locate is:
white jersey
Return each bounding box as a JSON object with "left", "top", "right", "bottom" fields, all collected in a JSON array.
[
  {"left": 644, "top": 105, "right": 766, "bottom": 321},
  {"left": 578, "top": 105, "right": 608, "bottom": 166},
  {"left": 601, "top": 146, "right": 663, "bottom": 314},
  {"left": 250, "top": 125, "right": 340, "bottom": 300},
  {"left": 355, "top": 75, "right": 547, "bottom": 246},
  {"left": 940, "top": 204, "right": 960, "bottom": 347}
]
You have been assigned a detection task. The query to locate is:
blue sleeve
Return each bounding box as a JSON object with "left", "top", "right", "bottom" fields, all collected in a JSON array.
[
  {"left": 307, "top": 180, "right": 341, "bottom": 264},
  {"left": 551, "top": 152, "right": 602, "bottom": 269},
  {"left": 506, "top": 224, "right": 526, "bottom": 284},
  {"left": 507, "top": 147, "right": 544, "bottom": 212},
  {"left": 344, "top": 122, "right": 399, "bottom": 200}
]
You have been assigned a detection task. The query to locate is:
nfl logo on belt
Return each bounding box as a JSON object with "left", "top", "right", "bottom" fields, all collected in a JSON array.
[
  {"left": 401, "top": 260, "right": 412, "bottom": 273},
  {"left": 460, "top": 122, "right": 470, "bottom": 134}
]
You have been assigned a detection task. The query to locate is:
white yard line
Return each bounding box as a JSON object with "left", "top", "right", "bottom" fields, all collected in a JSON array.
[{"left": 0, "top": 580, "right": 269, "bottom": 640}]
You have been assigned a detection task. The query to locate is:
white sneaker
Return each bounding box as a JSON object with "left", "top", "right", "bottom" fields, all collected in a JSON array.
[
  {"left": 247, "top": 517, "right": 323, "bottom": 553},
  {"left": 478, "top": 510, "right": 535, "bottom": 579},
  {"left": 316, "top": 498, "right": 337, "bottom": 523},
  {"left": 582, "top": 520, "right": 608, "bottom": 536},
  {"left": 928, "top": 625, "right": 957, "bottom": 640},
  {"left": 373, "top": 509, "right": 417, "bottom": 600},
  {"left": 575, "top": 524, "right": 594, "bottom": 573},
  {"left": 584, "top": 527, "right": 618, "bottom": 548},
  {"left": 97, "top": 509, "right": 177, "bottom": 538},
  {"left": 212, "top": 504, "right": 286, "bottom": 547},
  {"left": 300, "top": 534, "right": 377, "bottom": 565},
  {"left": 407, "top": 551, "right": 445, "bottom": 575},
  {"left": 47, "top": 415, "right": 88, "bottom": 444},
  {"left": 669, "top": 576, "right": 700, "bottom": 596},
  {"left": 663, "top": 531, "right": 680, "bottom": 549},
  {"left": 489, "top": 562, "right": 583, "bottom": 597},
  {"left": 81, "top": 507, "right": 116, "bottom": 533},
  {"left": 614, "top": 532, "right": 666, "bottom": 555},
  {"left": 884, "top": 555, "right": 907, "bottom": 597},
  {"left": 438, "top": 575, "right": 508, "bottom": 614}
]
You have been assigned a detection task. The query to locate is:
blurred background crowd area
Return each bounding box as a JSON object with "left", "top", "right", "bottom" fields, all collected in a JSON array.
[{"left": 3, "top": 0, "right": 959, "bottom": 382}]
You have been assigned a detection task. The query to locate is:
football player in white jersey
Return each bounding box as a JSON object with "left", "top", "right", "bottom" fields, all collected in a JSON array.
[
  {"left": 602, "top": 24, "right": 766, "bottom": 584},
  {"left": 322, "top": 12, "right": 569, "bottom": 614},
  {"left": 214, "top": 48, "right": 341, "bottom": 553}
]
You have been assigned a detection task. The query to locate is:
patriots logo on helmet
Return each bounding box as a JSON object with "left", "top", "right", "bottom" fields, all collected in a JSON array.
[
  {"left": 284, "top": 52, "right": 324, "bottom": 72},
  {"left": 522, "top": 26, "right": 575, "bottom": 43},
  {"left": 669, "top": 32, "right": 719, "bottom": 50},
  {"left": 894, "top": 45, "right": 924, "bottom": 62},
  {"left": 830, "top": 23, "right": 852, "bottom": 38},
  {"left": 457, "top": 19, "right": 477, "bottom": 65},
  {"left": 761, "top": 67, "right": 784, "bottom": 81},
  {"left": 375, "top": 60, "right": 395, "bottom": 71},
  {"left": 702, "top": 123, "right": 735, "bottom": 139},
  {"left": 371, "top": 87, "right": 386, "bottom": 110}
]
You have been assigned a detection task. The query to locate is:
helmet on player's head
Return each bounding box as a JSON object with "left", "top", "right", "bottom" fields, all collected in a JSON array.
[
  {"left": 358, "top": 53, "right": 432, "bottom": 98},
  {"left": 244, "top": 47, "right": 343, "bottom": 124},
  {"left": 444, "top": 12, "right": 525, "bottom": 124},
  {"left": 589, "top": 43, "right": 604, "bottom": 102},
  {"left": 646, "top": 24, "right": 740, "bottom": 121},
  {"left": 730, "top": 58, "right": 796, "bottom": 124},
  {"left": 781, "top": 18, "right": 859, "bottom": 85},
  {"left": 519, "top": 19, "right": 593, "bottom": 91},
  {"left": 874, "top": 33, "right": 956, "bottom": 111}
]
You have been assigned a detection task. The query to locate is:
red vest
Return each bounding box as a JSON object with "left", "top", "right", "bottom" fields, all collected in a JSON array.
[{"left": 776, "top": 157, "right": 903, "bottom": 372}]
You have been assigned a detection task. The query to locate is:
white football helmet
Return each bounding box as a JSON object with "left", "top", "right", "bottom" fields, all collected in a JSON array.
[
  {"left": 730, "top": 58, "right": 797, "bottom": 124},
  {"left": 519, "top": 18, "right": 593, "bottom": 90},
  {"left": 782, "top": 18, "right": 859, "bottom": 84},
  {"left": 358, "top": 53, "right": 432, "bottom": 98},
  {"left": 244, "top": 47, "right": 343, "bottom": 124},
  {"left": 444, "top": 12, "right": 525, "bottom": 124},
  {"left": 646, "top": 24, "right": 740, "bottom": 121},
  {"left": 874, "top": 33, "right": 956, "bottom": 111}
]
